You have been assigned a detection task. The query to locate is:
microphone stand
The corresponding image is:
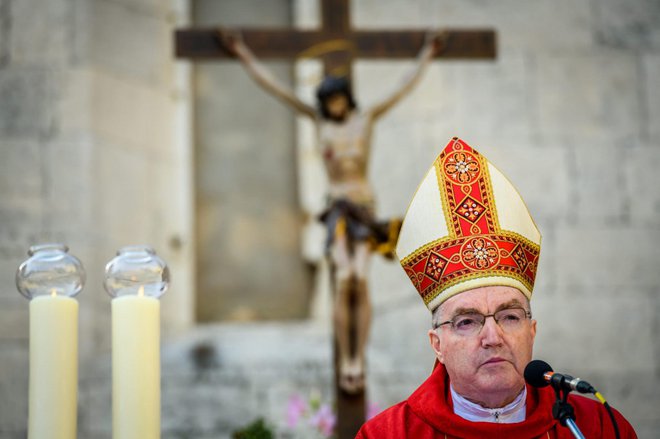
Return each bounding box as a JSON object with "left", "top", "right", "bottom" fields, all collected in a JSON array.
[{"left": 552, "top": 384, "right": 586, "bottom": 439}]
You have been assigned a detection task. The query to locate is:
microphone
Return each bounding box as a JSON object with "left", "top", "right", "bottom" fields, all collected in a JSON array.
[{"left": 524, "top": 360, "right": 595, "bottom": 394}]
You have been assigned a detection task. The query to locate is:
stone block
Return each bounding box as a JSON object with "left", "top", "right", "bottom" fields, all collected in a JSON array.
[
  {"left": 592, "top": 0, "right": 660, "bottom": 49},
  {"left": 0, "top": 302, "right": 28, "bottom": 340},
  {"left": 368, "top": 292, "right": 433, "bottom": 378},
  {"left": 160, "top": 323, "right": 330, "bottom": 374},
  {"left": 572, "top": 143, "right": 626, "bottom": 225},
  {"left": 0, "top": 431, "right": 27, "bottom": 439},
  {"left": 75, "top": 0, "right": 172, "bottom": 87},
  {"left": 532, "top": 295, "right": 656, "bottom": 373},
  {"left": 369, "top": 116, "right": 441, "bottom": 218},
  {"left": 655, "top": 293, "right": 660, "bottom": 374},
  {"left": 355, "top": 0, "right": 432, "bottom": 27},
  {"left": 293, "top": 0, "right": 320, "bottom": 28},
  {"left": 572, "top": 368, "right": 659, "bottom": 436},
  {"left": 159, "top": 260, "right": 196, "bottom": 336},
  {"left": 587, "top": 370, "right": 660, "bottom": 423},
  {"left": 643, "top": 55, "right": 660, "bottom": 143},
  {"left": 9, "top": 0, "right": 72, "bottom": 66},
  {"left": 194, "top": 0, "right": 291, "bottom": 27},
  {"left": 43, "top": 141, "right": 93, "bottom": 231},
  {"left": 369, "top": 370, "right": 429, "bottom": 411},
  {"left": 535, "top": 52, "right": 640, "bottom": 145},
  {"left": 0, "top": 140, "right": 42, "bottom": 201},
  {"left": 351, "top": 0, "right": 593, "bottom": 49},
  {"left": 0, "top": 203, "right": 44, "bottom": 259},
  {"left": 95, "top": 0, "right": 170, "bottom": 18},
  {"left": 555, "top": 227, "right": 660, "bottom": 289},
  {"left": 369, "top": 257, "right": 418, "bottom": 310},
  {"left": 634, "top": 422, "right": 660, "bottom": 439},
  {"left": 90, "top": 141, "right": 184, "bottom": 308},
  {"left": 194, "top": 64, "right": 295, "bottom": 194},
  {"left": 354, "top": 0, "right": 592, "bottom": 51},
  {"left": 0, "top": 343, "right": 28, "bottom": 432},
  {"left": 486, "top": 141, "right": 572, "bottom": 224},
  {"left": 371, "top": 288, "right": 428, "bottom": 340},
  {"left": 77, "top": 380, "right": 112, "bottom": 437},
  {"left": 91, "top": 139, "right": 153, "bottom": 242},
  {"left": 0, "top": 257, "right": 24, "bottom": 302},
  {"left": 492, "top": 0, "right": 592, "bottom": 51},
  {"left": 624, "top": 146, "right": 660, "bottom": 227},
  {"left": 444, "top": 51, "right": 534, "bottom": 141},
  {"left": 0, "top": 67, "right": 55, "bottom": 139},
  {"left": 90, "top": 70, "right": 176, "bottom": 157},
  {"left": 161, "top": 374, "right": 259, "bottom": 435},
  {"left": 55, "top": 68, "right": 92, "bottom": 142},
  {"left": 0, "top": 0, "right": 9, "bottom": 67}
]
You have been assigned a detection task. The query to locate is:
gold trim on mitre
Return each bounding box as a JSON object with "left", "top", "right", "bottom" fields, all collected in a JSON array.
[{"left": 396, "top": 137, "right": 541, "bottom": 312}]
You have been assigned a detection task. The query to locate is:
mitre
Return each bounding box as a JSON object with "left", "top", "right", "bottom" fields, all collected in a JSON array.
[{"left": 396, "top": 137, "right": 541, "bottom": 312}]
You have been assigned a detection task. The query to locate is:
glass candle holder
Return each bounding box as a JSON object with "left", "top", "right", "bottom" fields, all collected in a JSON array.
[
  {"left": 103, "top": 245, "right": 169, "bottom": 299},
  {"left": 16, "top": 243, "right": 86, "bottom": 299}
]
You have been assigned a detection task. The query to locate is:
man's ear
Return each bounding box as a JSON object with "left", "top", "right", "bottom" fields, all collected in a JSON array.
[{"left": 428, "top": 329, "right": 444, "bottom": 364}]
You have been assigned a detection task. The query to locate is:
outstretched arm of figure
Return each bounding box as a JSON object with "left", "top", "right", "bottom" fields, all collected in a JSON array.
[
  {"left": 368, "top": 31, "right": 447, "bottom": 121},
  {"left": 217, "top": 29, "right": 317, "bottom": 119}
]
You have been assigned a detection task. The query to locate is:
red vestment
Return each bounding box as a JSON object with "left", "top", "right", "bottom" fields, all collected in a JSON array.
[{"left": 357, "top": 363, "right": 637, "bottom": 439}]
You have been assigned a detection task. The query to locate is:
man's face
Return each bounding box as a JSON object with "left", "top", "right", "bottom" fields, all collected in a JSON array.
[
  {"left": 325, "top": 93, "right": 349, "bottom": 121},
  {"left": 428, "top": 286, "right": 536, "bottom": 408}
]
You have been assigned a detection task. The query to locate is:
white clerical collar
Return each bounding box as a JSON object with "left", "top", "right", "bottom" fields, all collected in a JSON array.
[{"left": 450, "top": 384, "right": 527, "bottom": 423}]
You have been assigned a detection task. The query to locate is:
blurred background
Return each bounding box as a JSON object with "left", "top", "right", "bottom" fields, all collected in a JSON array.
[{"left": 0, "top": 0, "right": 658, "bottom": 437}]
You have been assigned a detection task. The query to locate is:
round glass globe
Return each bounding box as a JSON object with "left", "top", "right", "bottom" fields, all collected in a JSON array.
[
  {"left": 104, "top": 246, "right": 169, "bottom": 299},
  {"left": 16, "top": 244, "right": 86, "bottom": 299}
]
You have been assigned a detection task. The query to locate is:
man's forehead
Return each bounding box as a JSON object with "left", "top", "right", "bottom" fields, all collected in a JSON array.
[{"left": 440, "top": 286, "right": 528, "bottom": 315}]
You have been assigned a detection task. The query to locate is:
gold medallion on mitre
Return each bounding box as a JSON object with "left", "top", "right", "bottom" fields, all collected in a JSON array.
[{"left": 396, "top": 137, "right": 541, "bottom": 312}]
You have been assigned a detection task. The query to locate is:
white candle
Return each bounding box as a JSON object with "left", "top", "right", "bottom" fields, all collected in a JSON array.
[
  {"left": 29, "top": 294, "right": 79, "bottom": 439},
  {"left": 112, "top": 288, "right": 161, "bottom": 439}
]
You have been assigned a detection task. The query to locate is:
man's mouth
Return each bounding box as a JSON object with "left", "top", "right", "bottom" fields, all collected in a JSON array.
[{"left": 483, "top": 357, "right": 507, "bottom": 365}]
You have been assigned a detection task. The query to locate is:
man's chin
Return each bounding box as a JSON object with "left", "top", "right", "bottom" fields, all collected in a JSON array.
[
  {"left": 477, "top": 372, "right": 524, "bottom": 392},
  {"left": 476, "top": 366, "right": 522, "bottom": 388}
]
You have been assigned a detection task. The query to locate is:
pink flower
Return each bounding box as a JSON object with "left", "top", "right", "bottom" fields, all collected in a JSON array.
[
  {"left": 286, "top": 394, "right": 307, "bottom": 428},
  {"left": 309, "top": 404, "right": 336, "bottom": 437},
  {"left": 367, "top": 402, "right": 381, "bottom": 420}
]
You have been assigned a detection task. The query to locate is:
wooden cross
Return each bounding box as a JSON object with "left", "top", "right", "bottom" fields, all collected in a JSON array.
[
  {"left": 175, "top": 1, "right": 496, "bottom": 437},
  {"left": 176, "top": 0, "right": 496, "bottom": 76}
]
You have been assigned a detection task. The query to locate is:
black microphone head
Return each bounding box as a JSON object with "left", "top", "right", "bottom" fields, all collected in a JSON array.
[{"left": 524, "top": 360, "right": 553, "bottom": 388}]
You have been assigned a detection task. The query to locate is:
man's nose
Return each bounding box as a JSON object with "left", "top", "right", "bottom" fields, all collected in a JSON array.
[{"left": 480, "top": 315, "right": 504, "bottom": 347}]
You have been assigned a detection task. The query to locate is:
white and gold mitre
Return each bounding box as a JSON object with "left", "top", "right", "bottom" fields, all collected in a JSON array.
[{"left": 396, "top": 137, "right": 542, "bottom": 312}]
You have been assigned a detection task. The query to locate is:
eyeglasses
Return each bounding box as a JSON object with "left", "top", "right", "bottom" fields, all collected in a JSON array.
[{"left": 434, "top": 307, "right": 532, "bottom": 336}]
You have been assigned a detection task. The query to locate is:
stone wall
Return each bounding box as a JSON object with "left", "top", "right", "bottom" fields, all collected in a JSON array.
[
  {"left": 0, "top": 0, "right": 193, "bottom": 437},
  {"left": 0, "top": 0, "right": 658, "bottom": 438}
]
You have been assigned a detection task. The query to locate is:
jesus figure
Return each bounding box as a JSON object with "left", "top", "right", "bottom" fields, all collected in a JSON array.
[{"left": 218, "top": 29, "right": 445, "bottom": 394}]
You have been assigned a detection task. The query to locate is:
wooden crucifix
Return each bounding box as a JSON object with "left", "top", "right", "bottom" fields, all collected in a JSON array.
[
  {"left": 176, "top": 1, "right": 496, "bottom": 438},
  {"left": 176, "top": 0, "right": 495, "bottom": 74}
]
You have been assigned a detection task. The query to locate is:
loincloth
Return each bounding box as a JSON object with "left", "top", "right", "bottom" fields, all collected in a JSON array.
[{"left": 318, "top": 198, "right": 402, "bottom": 259}]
